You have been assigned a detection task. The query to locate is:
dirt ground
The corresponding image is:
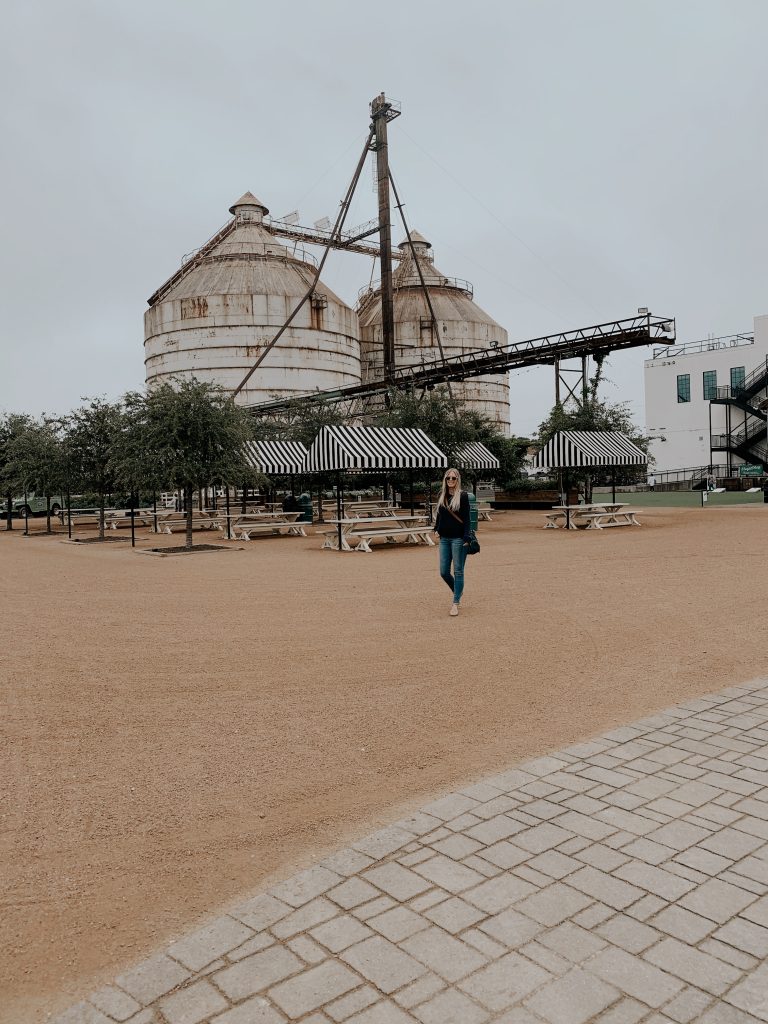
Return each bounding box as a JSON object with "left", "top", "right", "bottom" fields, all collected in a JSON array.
[{"left": 2, "top": 506, "right": 767, "bottom": 1022}]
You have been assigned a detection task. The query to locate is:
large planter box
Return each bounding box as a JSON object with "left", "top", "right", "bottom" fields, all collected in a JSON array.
[{"left": 492, "top": 489, "right": 577, "bottom": 511}]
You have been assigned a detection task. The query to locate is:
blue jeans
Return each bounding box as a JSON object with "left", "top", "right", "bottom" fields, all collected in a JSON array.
[{"left": 439, "top": 536, "right": 467, "bottom": 604}]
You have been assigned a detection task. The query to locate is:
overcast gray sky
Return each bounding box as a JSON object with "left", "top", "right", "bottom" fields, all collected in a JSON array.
[{"left": 1, "top": 0, "right": 766, "bottom": 435}]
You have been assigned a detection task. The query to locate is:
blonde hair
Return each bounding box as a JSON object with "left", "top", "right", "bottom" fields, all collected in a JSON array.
[{"left": 438, "top": 468, "right": 462, "bottom": 512}]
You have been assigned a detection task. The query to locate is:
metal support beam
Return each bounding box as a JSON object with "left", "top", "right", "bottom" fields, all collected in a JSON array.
[
  {"left": 371, "top": 93, "right": 398, "bottom": 381},
  {"left": 246, "top": 313, "right": 676, "bottom": 417}
]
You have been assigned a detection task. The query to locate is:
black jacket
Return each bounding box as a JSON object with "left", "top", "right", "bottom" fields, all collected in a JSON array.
[{"left": 435, "top": 490, "right": 471, "bottom": 541}]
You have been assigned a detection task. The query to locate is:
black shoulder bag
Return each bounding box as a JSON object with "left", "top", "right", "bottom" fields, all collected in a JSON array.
[{"left": 445, "top": 501, "right": 480, "bottom": 555}]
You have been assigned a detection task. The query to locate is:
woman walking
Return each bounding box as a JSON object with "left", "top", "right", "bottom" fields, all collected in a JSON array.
[{"left": 434, "top": 468, "right": 471, "bottom": 616}]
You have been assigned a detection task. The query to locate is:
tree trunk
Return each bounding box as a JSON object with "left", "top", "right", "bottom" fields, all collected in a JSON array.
[
  {"left": 185, "top": 484, "right": 193, "bottom": 550},
  {"left": 46, "top": 495, "right": 52, "bottom": 534},
  {"left": 6, "top": 494, "right": 12, "bottom": 530},
  {"left": 99, "top": 494, "right": 105, "bottom": 539}
]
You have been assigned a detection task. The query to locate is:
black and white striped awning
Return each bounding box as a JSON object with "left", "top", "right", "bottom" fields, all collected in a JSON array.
[
  {"left": 304, "top": 426, "right": 448, "bottom": 472},
  {"left": 532, "top": 431, "right": 647, "bottom": 468},
  {"left": 244, "top": 440, "right": 308, "bottom": 475},
  {"left": 454, "top": 442, "right": 500, "bottom": 471}
]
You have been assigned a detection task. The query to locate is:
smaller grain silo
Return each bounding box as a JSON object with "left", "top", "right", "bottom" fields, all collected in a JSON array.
[
  {"left": 357, "top": 232, "right": 510, "bottom": 432},
  {"left": 144, "top": 193, "right": 361, "bottom": 405}
]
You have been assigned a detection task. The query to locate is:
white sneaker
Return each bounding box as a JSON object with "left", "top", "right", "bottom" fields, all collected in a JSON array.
[{"left": 450, "top": 604, "right": 459, "bottom": 616}]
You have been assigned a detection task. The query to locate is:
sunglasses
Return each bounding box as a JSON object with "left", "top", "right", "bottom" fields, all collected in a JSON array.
[{"left": 446, "top": 476, "right": 458, "bottom": 481}]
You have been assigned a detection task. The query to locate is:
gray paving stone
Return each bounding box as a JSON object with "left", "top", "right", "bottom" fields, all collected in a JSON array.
[
  {"left": 88, "top": 986, "right": 142, "bottom": 1022},
  {"left": 268, "top": 960, "right": 360, "bottom": 1018},
  {"left": 661, "top": 986, "right": 713, "bottom": 1024},
  {"left": 741, "top": 894, "right": 768, "bottom": 928},
  {"left": 271, "top": 867, "right": 343, "bottom": 909},
  {"left": 564, "top": 866, "right": 643, "bottom": 910},
  {"left": 699, "top": 827, "right": 765, "bottom": 859},
  {"left": 527, "top": 850, "right": 582, "bottom": 878},
  {"left": 649, "top": 904, "right": 716, "bottom": 943},
  {"left": 592, "top": 997, "right": 648, "bottom": 1023},
  {"left": 352, "top": 896, "right": 396, "bottom": 921},
  {"left": 327, "top": 877, "right": 382, "bottom": 910},
  {"left": 340, "top": 936, "right": 426, "bottom": 993},
  {"left": 273, "top": 898, "right": 340, "bottom": 939},
  {"left": 344, "top": 1004, "right": 415, "bottom": 1023},
  {"left": 513, "top": 823, "right": 576, "bottom": 852},
  {"left": 368, "top": 906, "right": 431, "bottom": 942},
  {"left": 391, "top": 971, "right": 445, "bottom": 1009},
  {"left": 612, "top": 862, "right": 695, "bottom": 901},
  {"left": 158, "top": 980, "right": 228, "bottom": 1024},
  {"left": 585, "top": 946, "right": 685, "bottom": 1007},
  {"left": 461, "top": 927, "right": 507, "bottom": 959},
  {"left": 325, "top": 985, "right": 380, "bottom": 1021},
  {"left": 228, "top": 932, "right": 275, "bottom": 962},
  {"left": 214, "top": 946, "right": 304, "bottom": 1000},
  {"left": 115, "top": 954, "right": 191, "bottom": 1004},
  {"left": 401, "top": 927, "right": 488, "bottom": 982},
  {"left": 514, "top": 882, "right": 594, "bottom": 926},
  {"left": 699, "top": 937, "right": 757, "bottom": 971},
  {"left": 476, "top": 907, "right": 542, "bottom": 947},
  {"left": 519, "top": 940, "right": 570, "bottom": 976},
  {"left": 286, "top": 934, "right": 326, "bottom": 964},
  {"left": 411, "top": 854, "right": 487, "bottom": 893},
  {"left": 677, "top": 878, "right": 758, "bottom": 923},
  {"left": 643, "top": 936, "right": 742, "bottom": 995},
  {"left": 352, "top": 827, "right": 414, "bottom": 859},
  {"left": 714, "top": 917, "right": 768, "bottom": 957},
  {"left": 362, "top": 863, "right": 433, "bottom": 901},
  {"left": 699, "top": 1000, "right": 768, "bottom": 1022},
  {"left": 594, "top": 913, "right": 659, "bottom": 953},
  {"left": 421, "top": 793, "right": 480, "bottom": 820},
  {"left": 321, "top": 848, "right": 376, "bottom": 877},
  {"left": 463, "top": 874, "right": 538, "bottom": 913},
  {"left": 210, "top": 997, "right": 286, "bottom": 1024},
  {"left": 457, "top": 952, "right": 552, "bottom": 1011},
  {"left": 465, "top": 814, "right": 528, "bottom": 845},
  {"left": 618, "top": 838, "right": 676, "bottom": 866},
  {"left": 412, "top": 987, "right": 489, "bottom": 1023},
  {"left": 422, "top": 896, "right": 485, "bottom": 933},
  {"left": 167, "top": 916, "right": 253, "bottom": 972},
  {"left": 310, "top": 915, "right": 374, "bottom": 953},
  {"left": 724, "top": 961, "right": 768, "bottom": 1021},
  {"left": 523, "top": 966, "right": 620, "bottom": 1024},
  {"left": 536, "top": 921, "right": 607, "bottom": 962},
  {"left": 644, "top": 821, "right": 711, "bottom": 850},
  {"left": 476, "top": 840, "right": 530, "bottom": 869},
  {"left": 230, "top": 894, "right": 293, "bottom": 932},
  {"left": 429, "top": 834, "right": 482, "bottom": 859}
]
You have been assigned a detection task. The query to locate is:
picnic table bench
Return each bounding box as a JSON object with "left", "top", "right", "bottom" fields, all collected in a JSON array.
[
  {"left": 321, "top": 514, "right": 433, "bottom": 552},
  {"left": 544, "top": 503, "right": 641, "bottom": 530}
]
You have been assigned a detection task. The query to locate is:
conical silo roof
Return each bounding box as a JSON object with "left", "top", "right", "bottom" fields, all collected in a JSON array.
[
  {"left": 358, "top": 232, "right": 502, "bottom": 329},
  {"left": 149, "top": 192, "right": 350, "bottom": 308}
]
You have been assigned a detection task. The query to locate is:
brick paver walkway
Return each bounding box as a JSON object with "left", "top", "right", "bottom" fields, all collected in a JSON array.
[{"left": 55, "top": 679, "right": 768, "bottom": 1023}]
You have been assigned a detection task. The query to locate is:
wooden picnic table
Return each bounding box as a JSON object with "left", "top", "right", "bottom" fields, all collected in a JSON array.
[
  {"left": 320, "top": 514, "right": 434, "bottom": 553},
  {"left": 544, "top": 503, "right": 641, "bottom": 530},
  {"left": 207, "top": 510, "right": 307, "bottom": 540}
]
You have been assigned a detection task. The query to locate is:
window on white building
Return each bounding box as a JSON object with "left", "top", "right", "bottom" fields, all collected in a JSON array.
[
  {"left": 677, "top": 374, "right": 691, "bottom": 403},
  {"left": 731, "top": 366, "right": 746, "bottom": 392},
  {"left": 703, "top": 370, "right": 717, "bottom": 400}
]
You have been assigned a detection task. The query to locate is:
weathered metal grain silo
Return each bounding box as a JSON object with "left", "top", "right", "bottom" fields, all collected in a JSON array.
[
  {"left": 144, "top": 193, "right": 361, "bottom": 404},
  {"left": 357, "top": 232, "right": 510, "bottom": 431}
]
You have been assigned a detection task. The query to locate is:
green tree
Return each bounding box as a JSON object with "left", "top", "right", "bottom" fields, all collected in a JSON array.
[
  {"left": 378, "top": 387, "right": 528, "bottom": 490},
  {"left": 65, "top": 398, "right": 126, "bottom": 539},
  {"left": 8, "top": 417, "right": 68, "bottom": 533},
  {"left": 0, "top": 413, "right": 33, "bottom": 530},
  {"left": 119, "top": 379, "right": 259, "bottom": 550}
]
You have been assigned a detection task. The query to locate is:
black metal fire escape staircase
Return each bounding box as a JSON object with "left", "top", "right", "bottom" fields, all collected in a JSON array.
[{"left": 710, "top": 356, "right": 768, "bottom": 470}]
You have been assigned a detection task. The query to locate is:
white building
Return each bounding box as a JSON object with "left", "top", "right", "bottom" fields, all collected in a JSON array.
[{"left": 644, "top": 315, "right": 768, "bottom": 476}]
